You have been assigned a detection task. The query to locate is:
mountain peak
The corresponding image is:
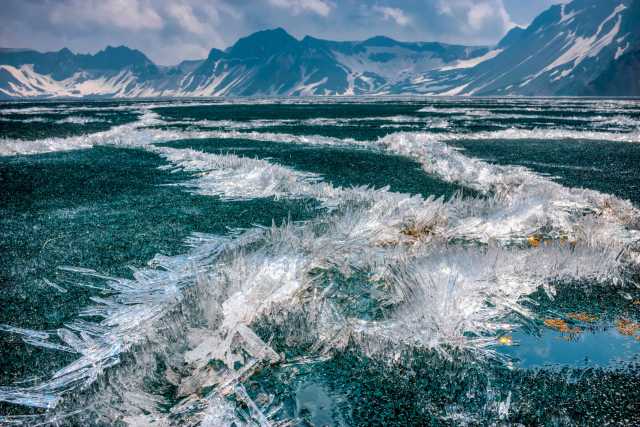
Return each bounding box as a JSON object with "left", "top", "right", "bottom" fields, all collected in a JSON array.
[
  {"left": 266, "top": 27, "right": 292, "bottom": 37},
  {"left": 76, "top": 45, "right": 157, "bottom": 77},
  {"left": 103, "top": 45, "right": 134, "bottom": 53},
  {"left": 227, "top": 27, "right": 299, "bottom": 58},
  {"left": 497, "top": 26, "right": 526, "bottom": 49},
  {"left": 362, "top": 35, "right": 399, "bottom": 47},
  {"left": 207, "top": 48, "right": 226, "bottom": 61}
]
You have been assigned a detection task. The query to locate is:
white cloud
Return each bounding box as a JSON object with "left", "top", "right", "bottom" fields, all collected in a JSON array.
[
  {"left": 49, "top": 0, "right": 164, "bottom": 31},
  {"left": 166, "top": 2, "right": 207, "bottom": 35},
  {"left": 467, "top": 3, "right": 493, "bottom": 30},
  {"left": 268, "top": 0, "right": 333, "bottom": 17},
  {"left": 437, "top": 0, "right": 515, "bottom": 33},
  {"left": 4, "top": 0, "right": 554, "bottom": 65},
  {"left": 373, "top": 6, "right": 411, "bottom": 26}
]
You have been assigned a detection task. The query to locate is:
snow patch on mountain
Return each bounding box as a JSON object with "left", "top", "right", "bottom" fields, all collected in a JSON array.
[
  {"left": 559, "top": 3, "right": 579, "bottom": 24},
  {"left": 439, "top": 49, "right": 503, "bottom": 71},
  {"left": 0, "top": 65, "right": 65, "bottom": 97},
  {"left": 540, "top": 3, "right": 626, "bottom": 80},
  {"left": 332, "top": 47, "right": 444, "bottom": 82},
  {"left": 440, "top": 83, "right": 471, "bottom": 96},
  {"left": 615, "top": 41, "right": 630, "bottom": 60}
]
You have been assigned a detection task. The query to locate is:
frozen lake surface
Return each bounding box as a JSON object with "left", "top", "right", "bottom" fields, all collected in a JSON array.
[{"left": 1, "top": 97, "right": 639, "bottom": 425}]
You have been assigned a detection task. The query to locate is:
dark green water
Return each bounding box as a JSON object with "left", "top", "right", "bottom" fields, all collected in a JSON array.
[{"left": 450, "top": 138, "right": 640, "bottom": 204}]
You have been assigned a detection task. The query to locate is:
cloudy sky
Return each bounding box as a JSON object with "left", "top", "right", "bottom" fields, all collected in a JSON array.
[{"left": 1, "top": 0, "right": 565, "bottom": 65}]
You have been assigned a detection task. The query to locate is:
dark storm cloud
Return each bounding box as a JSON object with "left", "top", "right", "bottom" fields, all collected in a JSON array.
[{"left": 0, "top": 0, "right": 565, "bottom": 65}]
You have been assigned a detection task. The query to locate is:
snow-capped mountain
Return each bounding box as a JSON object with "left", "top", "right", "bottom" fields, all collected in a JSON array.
[
  {"left": 0, "top": 0, "right": 638, "bottom": 98},
  {"left": 177, "top": 29, "right": 490, "bottom": 96},
  {"left": 0, "top": 46, "right": 163, "bottom": 98},
  {"left": 403, "top": 0, "right": 640, "bottom": 96},
  {"left": 0, "top": 30, "right": 489, "bottom": 98}
]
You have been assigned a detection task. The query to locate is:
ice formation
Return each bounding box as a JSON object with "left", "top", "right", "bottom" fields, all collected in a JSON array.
[{"left": 1, "top": 99, "right": 639, "bottom": 425}]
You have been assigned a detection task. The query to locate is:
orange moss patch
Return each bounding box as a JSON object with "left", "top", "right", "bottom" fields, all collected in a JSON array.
[
  {"left": 567, "top": 312, "right": 598, "bottom": 323},
  {"left": 529, "top": 235, "right": 577, "bottom": 248},
  {"left": 559, "top": 235, "right": 577, "bottom": 248},
  {"left": 527, "top": 235, "right": 541, "bottom": 247},
  {"left": 498, "top": 336, "right": 513, "bottom": 346},
  {"left": 377, "top": 239, "right": 400, "bottom": 248},
  {"left": 544, "top": 318, "right": 582, "bottom": 334},
  {"left": 400, "top": 224, "right": 434, "bottom": 240},
  {"left": 616, "top": 319, "right": 640, "bottom": 337}
]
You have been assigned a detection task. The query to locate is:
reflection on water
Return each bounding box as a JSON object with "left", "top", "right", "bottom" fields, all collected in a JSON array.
[{"left": 503, "top": 326, "right": 640, "bottom": 369}]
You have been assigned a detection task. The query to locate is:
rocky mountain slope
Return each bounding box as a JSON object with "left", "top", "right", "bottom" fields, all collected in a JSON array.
[
  {"left": 0, "top": 0, "right": 637, "bottom": 98},
  {"left": 403, "top": 0, "right": 640, "bottom": 96}
]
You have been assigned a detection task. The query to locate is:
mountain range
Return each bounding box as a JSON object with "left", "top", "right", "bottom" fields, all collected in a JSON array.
[{"left": 1, "top": 0, "right": 638, "bottom": 98}]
